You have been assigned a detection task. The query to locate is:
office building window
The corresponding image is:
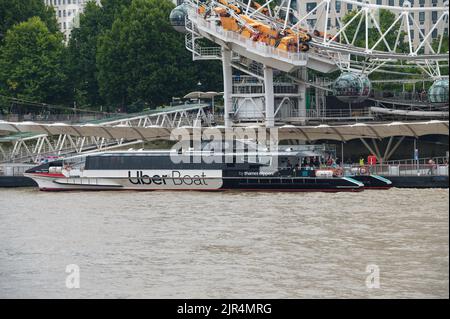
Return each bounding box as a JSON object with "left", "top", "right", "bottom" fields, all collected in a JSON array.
[
  {"left": 306, "top": 3, "right": 317, "bottom": 13},
  {"left": 409, "top": 13, "right": 414, "bottom": 25},
  {"left": 432, "top": 29, "right": 438, "bottom": 39},
  {"left": 336, "top": 1, "right": 341, "bottom": 13},
  {"left": 307, "top": 19, "right": 317, "bottom": 27},
  {"left": 409, "top": 30, "right": 414, "bottom": 40},
  {"left": 419, "top": 0, "right": 425, "bottom": 7},
  {"left": 419, "top": 12, "right": 425, "bottom": 24},
  {"left": 376, "top": 0, "right": 382, "bottom": 4},
  {"left": 388, "top": 0, "right": 395, "bottom": 6},
  {"left": 347, "top": 4, "right": 353, "bottom": 10},
  {"left": 432, "top": 11, "right": 438, "bottom": 23},
  {"left": 327, "top": 18, "right": 331, "bottom": 30},
  {"left": 419, "top": 29, "right": 425, "bottom": 41},
  {"left": 432, "top": 0, "right": 438, "bottom": 6}
]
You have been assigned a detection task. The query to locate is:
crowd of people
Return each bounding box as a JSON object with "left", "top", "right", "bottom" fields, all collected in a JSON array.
[{"left": 285, "top": 155, "right": 342, "bottom": 170}]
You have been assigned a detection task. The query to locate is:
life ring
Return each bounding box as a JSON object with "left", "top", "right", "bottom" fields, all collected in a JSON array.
[
  {"left": 334, "top": 168, "right": 344, "bottom": 177},
  {"left": 359, "top": 167, "right": 367, "bottom": 175}
]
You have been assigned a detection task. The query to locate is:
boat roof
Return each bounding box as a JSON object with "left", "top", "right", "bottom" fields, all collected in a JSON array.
[{"left": 60, "top": 148, "right": 323, "bottom": 161}]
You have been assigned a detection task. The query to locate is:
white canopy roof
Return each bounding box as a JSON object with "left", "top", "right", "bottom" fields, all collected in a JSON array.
[
  {"left": 183, "top": 91, "right": 223, "bottom": 99},
  {"left": 0, "top": 120, "right": 448, "bottom": 142}
]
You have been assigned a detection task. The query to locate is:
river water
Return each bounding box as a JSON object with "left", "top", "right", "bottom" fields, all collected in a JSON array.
[{"left": 0, "top": 188, "right": 448, "bottom": 298}]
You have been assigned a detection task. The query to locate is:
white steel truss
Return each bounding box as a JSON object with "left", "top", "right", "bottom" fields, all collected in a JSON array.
[{"left": 0, "top": 103, "right": 214, "bottom": 163}]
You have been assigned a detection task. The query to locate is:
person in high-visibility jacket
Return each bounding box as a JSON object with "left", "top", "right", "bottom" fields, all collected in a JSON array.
[{"left": 359, "top": 156, "right": 365, "bottom": 166}]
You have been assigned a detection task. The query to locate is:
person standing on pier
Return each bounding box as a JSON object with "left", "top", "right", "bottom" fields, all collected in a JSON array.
[{"left": 359, "top": 156, "right": 365, "bottom": 166}]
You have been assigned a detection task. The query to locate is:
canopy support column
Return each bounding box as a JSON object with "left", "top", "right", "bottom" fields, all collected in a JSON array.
[
  {"left": 222, "top": 48, "right": 233, "bottom": 128},
  {"left": 371, "top": 139, "right": 382, "bottom": 161},
  {"left": 385, "top": 136, "right": 406, "bottom": 161},
  {"left": 298, "top": 68, "right": 307, "bottom": 124},
  {"left": 360, "top": 138, "right": 377, "bottom": 158},
  {"left": 264, "top": 65, "right": 275, "bottom": 128}
]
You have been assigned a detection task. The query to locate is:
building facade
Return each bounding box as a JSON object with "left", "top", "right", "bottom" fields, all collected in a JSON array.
[{"left": 43, "top": 0, "right": 101, "bottom": 40}]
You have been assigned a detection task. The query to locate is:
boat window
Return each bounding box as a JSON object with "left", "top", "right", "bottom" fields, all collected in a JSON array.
[
  {"left": 84, "top": 154, "right": 231, "bottom": 170},
  {"left": 63, "top": 157, "right": 86, "bottom": 170}
]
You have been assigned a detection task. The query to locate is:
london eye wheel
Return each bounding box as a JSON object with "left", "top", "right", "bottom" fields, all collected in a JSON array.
[{"left": 171, "top": 0, "right": 449, "bottom": 123}]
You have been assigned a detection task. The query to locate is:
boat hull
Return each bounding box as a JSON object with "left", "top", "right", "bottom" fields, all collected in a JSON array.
[
  {"left": 25, "top": 173, "right": 364, "bottom": 193},
  {"left": 350, "top": 175, "right": 393, "bottom": 189}
]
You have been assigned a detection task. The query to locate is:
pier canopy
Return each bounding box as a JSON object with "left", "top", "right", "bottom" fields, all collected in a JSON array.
[
  {"left": 0, "top": 120, "right": 448, "bottom": 142},
  {"left": 183, "top": 91, "right": 223, "bottom": 99},
  {"left": 277, "top": 121, "right": 449, "bottom": 142}
]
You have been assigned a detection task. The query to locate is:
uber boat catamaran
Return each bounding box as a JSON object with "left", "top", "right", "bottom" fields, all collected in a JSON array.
[{"left": 25, "top": 148, "right": 368, "bottom": 192}]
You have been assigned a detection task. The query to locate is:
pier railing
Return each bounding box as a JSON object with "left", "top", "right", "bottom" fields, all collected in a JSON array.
[
  {"left": 0, "top": 113, "right": 111, "bottom": 124},
  {"left": 345, "top": 163, "right": 449, "bottom": 177},
  {"left": 0, "top": 164, "right": 35, "bottom": 177},
  {"left": 384, "top": 156, "right": 449, "bottom": 166}
]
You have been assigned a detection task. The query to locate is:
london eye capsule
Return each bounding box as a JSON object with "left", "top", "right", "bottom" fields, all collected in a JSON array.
[
  {"left": 332, "top": 73, "right": 372, "bottom": 103},
  {"left": 170, "top": 2, "right": 188, "bottom": 33},
  {"left": 428, "top": 79, "right": 449, "bottom": 103}
]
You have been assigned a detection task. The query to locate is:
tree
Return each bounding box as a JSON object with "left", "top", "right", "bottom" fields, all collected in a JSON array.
[
  {"left": 96, "top": 0, "right": 222, "bottom": 112},
  {"left": 432, "top": 34, "right": 449, "bottom": 76},
  {"left": 67, "top": 2, "right": 106, "bottom": 109},
  {"left": 66, "top": 0, "right": 136, "bottom": 109},
  {"left": 101, "top": 0, "right": 134, "bottom": 27},
  {"left": 0, "top": 17, "right": 68, "bottom": 104},
  {"left": 0, "top": 0, "right": 58, "bottom": 41}
]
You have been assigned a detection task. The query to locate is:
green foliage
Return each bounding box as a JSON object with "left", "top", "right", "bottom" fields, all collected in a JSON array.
[
  {"left": 96, "top": 0, "right": 222, "bottom": 112},
  {"left": 432, "top": 35, "right": 449, "bottom": 76},
  {"left": 0, "top": 0, "right": 58, "bottom": 41},
  {"left": 100, "top": 0, "right": 134, "bottom": 27},
  {"left": 342, "top": 9, "right": 407, "bottom": 53},
  {"left": 66, "top": 2, "right": 106, "bottom": 109},
  {"left": 341, "top": 9, "right": 421, "bottom": 87},
  {"left": 0, "top": 17, "right": 68, "bottom": 104}
]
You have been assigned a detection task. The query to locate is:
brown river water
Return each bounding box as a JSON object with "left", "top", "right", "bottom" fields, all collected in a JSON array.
[{"left": 0, "top": 188, "right": 448, "bottom": 298}]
